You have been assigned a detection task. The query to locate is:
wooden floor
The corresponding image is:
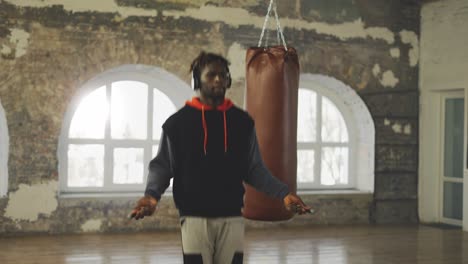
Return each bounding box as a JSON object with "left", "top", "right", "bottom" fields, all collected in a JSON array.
[{"left": 1, "top": 225, "right": 468, "bottom": 264}]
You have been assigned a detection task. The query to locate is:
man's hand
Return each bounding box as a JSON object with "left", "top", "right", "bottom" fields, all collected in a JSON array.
[
  {"left": 283, "top": 193, "right": 314, "bottom": 215},
  {"left": 129, "top": 195, "right": 158, "bottom": 220}
]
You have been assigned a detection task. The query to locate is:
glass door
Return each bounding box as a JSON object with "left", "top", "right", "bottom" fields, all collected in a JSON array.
[{"left": 440, "top": 92, "right": 464, "bottom": 226}]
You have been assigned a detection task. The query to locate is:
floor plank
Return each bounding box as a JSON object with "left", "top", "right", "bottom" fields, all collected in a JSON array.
[{"left": 1, "top": 225, "right": 468, "bottom": 263}]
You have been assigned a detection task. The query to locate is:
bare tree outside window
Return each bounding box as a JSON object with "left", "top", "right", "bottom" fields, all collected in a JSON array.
[
  {"left": 66, "top": 81, "right": 177, "bottom": 191},
  {"left": 297, "top": 88, "right": 350, "bottom": 189}
]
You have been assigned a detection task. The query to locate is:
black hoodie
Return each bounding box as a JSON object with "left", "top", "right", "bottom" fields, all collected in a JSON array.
[{"left": 145, "top": 97, "right": 289, "bottom": 217}]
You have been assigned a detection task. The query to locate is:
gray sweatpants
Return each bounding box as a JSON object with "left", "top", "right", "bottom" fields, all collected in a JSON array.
[{"left": 180, "top": 216, "right": 244, "bottom": 264}]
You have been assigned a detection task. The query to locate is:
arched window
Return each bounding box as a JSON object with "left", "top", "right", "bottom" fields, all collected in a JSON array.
[
  {"left": 297, "top": 74, "right": 375, "bottom": 191},
  {"left": 0, "top": 99, "right": 9, "bottom": 197},
  {"left": 59, "top": 65, "right": 193, "bottom": 195}
]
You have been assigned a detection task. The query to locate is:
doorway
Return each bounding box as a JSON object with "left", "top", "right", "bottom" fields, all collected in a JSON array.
[{"left": 440, "top": 92, "right": 464, "bottom": 226}]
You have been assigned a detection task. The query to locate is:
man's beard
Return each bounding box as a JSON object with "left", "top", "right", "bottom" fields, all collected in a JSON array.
[{"left": 202, "top": 87, "right": 226, "bottom": 101}]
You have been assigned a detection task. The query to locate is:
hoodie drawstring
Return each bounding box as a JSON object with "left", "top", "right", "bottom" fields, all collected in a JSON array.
[
  {"left": 187, "top": 97, "right": 232, "bottom": 155},
  {"left": 201, "top": 108, "right": 228, "bottom": 155}
]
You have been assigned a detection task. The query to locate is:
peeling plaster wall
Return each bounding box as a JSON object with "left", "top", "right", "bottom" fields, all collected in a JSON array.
[
  {"left": 0, "top": 0, "right": 420, "bottom": 234},
  {"left": 5, "top": 0, "right": 158, "bottom": 18},
  {"left": 1, "top": 28, "right": 30, "bottom": 58},
  {"left": 81, "top": 219, "right": 103, "bottom": 232},
  {"left": 420, "top": 0, "right": 468, "bottom": 90},
  {"left": 5, "top": 181, "right": 58, "bottom": 221},
  {"left": 419, "top": 0, "right": 468, "bottom": 228}
]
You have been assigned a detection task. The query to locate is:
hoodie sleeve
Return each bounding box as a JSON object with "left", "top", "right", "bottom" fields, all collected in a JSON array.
[
  {"left": 144, "top": 131, "right": 174, "bottom": 201},
  {"left": 244, "top": 127, "right": 290, "bottom": 200}
]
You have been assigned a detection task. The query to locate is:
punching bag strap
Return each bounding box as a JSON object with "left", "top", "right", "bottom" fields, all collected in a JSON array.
[{"left": 257, "top": 0, "right": 288, "bottom": 51}]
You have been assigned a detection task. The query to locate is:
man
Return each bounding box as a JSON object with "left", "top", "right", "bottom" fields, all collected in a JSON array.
[{"left": 130, "top": 51, "right": 312, "bottom": 264}]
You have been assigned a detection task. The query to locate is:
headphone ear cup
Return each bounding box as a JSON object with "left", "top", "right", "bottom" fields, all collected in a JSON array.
[
  {"left": 190, "top": 72, "right": 195, "bottom": 90},
  {"left": 195, "top": 72, "right": 200, "bottom": 90},
  {"left": 191, "top": 71, "right": 196, "bottom": 90},
  {"left": 226, "top": 72, "right": 232, "bottom": 88},
  {"left": 191, "top": 71, "right": 200, "bottom": 90}
]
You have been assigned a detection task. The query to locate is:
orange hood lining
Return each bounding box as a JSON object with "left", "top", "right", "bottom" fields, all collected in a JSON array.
[
  {"left": 185, "top": 97, "right": 232, "bottom": 154},
  {"left": 186, "top": 97, "right": 233, "bottom": 111}
]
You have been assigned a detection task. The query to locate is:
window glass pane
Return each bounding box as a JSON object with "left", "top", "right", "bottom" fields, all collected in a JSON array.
[
  {"left": 113, "top": 148, "right": 144, "bottom": 184},
  {"left": 297, "top": 89, "right": 317, "bottom": 142},
  {"left": 321, "top": 147, "right": 348, "bottom": 185},
  {"left": 443, "top": 182, "right": 463, "bottom": 220},
  {"left": 322, "top": 96, "right": 348, "bottom": 142},
  {"left": 67, "top": 144, "right": 104, "bottom": 187},
  {"left": 297, "top": 150, "right": 314, "bottom": 183},
  {"left": 153, "top": 88, "right": 177, "bottom": 140},
  {"left": 69, "top": 86, "right": 107, "bottom": 139},
  {"left": 444, "top": 98, "right": 464, "bottom": 179},
  {"left": 111, "top": 81, "right": 148, "bottom": 139}
]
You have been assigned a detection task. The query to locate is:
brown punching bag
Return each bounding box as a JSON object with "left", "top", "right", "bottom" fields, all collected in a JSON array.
[{"left": 243, "top": 42, "right": 300, "bottom": 221}]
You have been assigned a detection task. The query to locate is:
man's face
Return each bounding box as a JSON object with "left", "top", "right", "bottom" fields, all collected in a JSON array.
[{"left": 199, "top": 61, "right": 230, "bottom": 100}]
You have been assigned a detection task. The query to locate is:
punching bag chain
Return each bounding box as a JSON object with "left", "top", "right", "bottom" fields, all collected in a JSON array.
[{"left": 257, "top": 0, "right": 288, "bottom": 51}]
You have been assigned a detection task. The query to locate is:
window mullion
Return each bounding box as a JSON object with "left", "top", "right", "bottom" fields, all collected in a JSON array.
[
  {"left": 61, "top": 68, "right": 193, "bottom": 195},
  {"left": 104, "top": 83, "right": 113, "bottom": 189},
  {"left": 315, "top": 94, "right": 322, "bottom": 187},
  {"left": 145, "top": 86, "right": 154, "bottom": 182},
  {"left": 297, "top": 142, "right": 315, "bottom": 149},
  {"left": 321, "top": 142, "right": 348, "bottom": 147}
]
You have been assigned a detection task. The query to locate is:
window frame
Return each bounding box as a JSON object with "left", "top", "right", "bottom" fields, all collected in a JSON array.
[
  {"left": 58, "top": 65, "right": 193, "bottom": 195},
  {"left": 0, "top": 99, "right": 8, "bottom": 197},
  {"left": 297, "top": 86, "right": 356, "bottom": 190},
  {"left": 297, "top": 74, "right": 374, "bottom": 192}
]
